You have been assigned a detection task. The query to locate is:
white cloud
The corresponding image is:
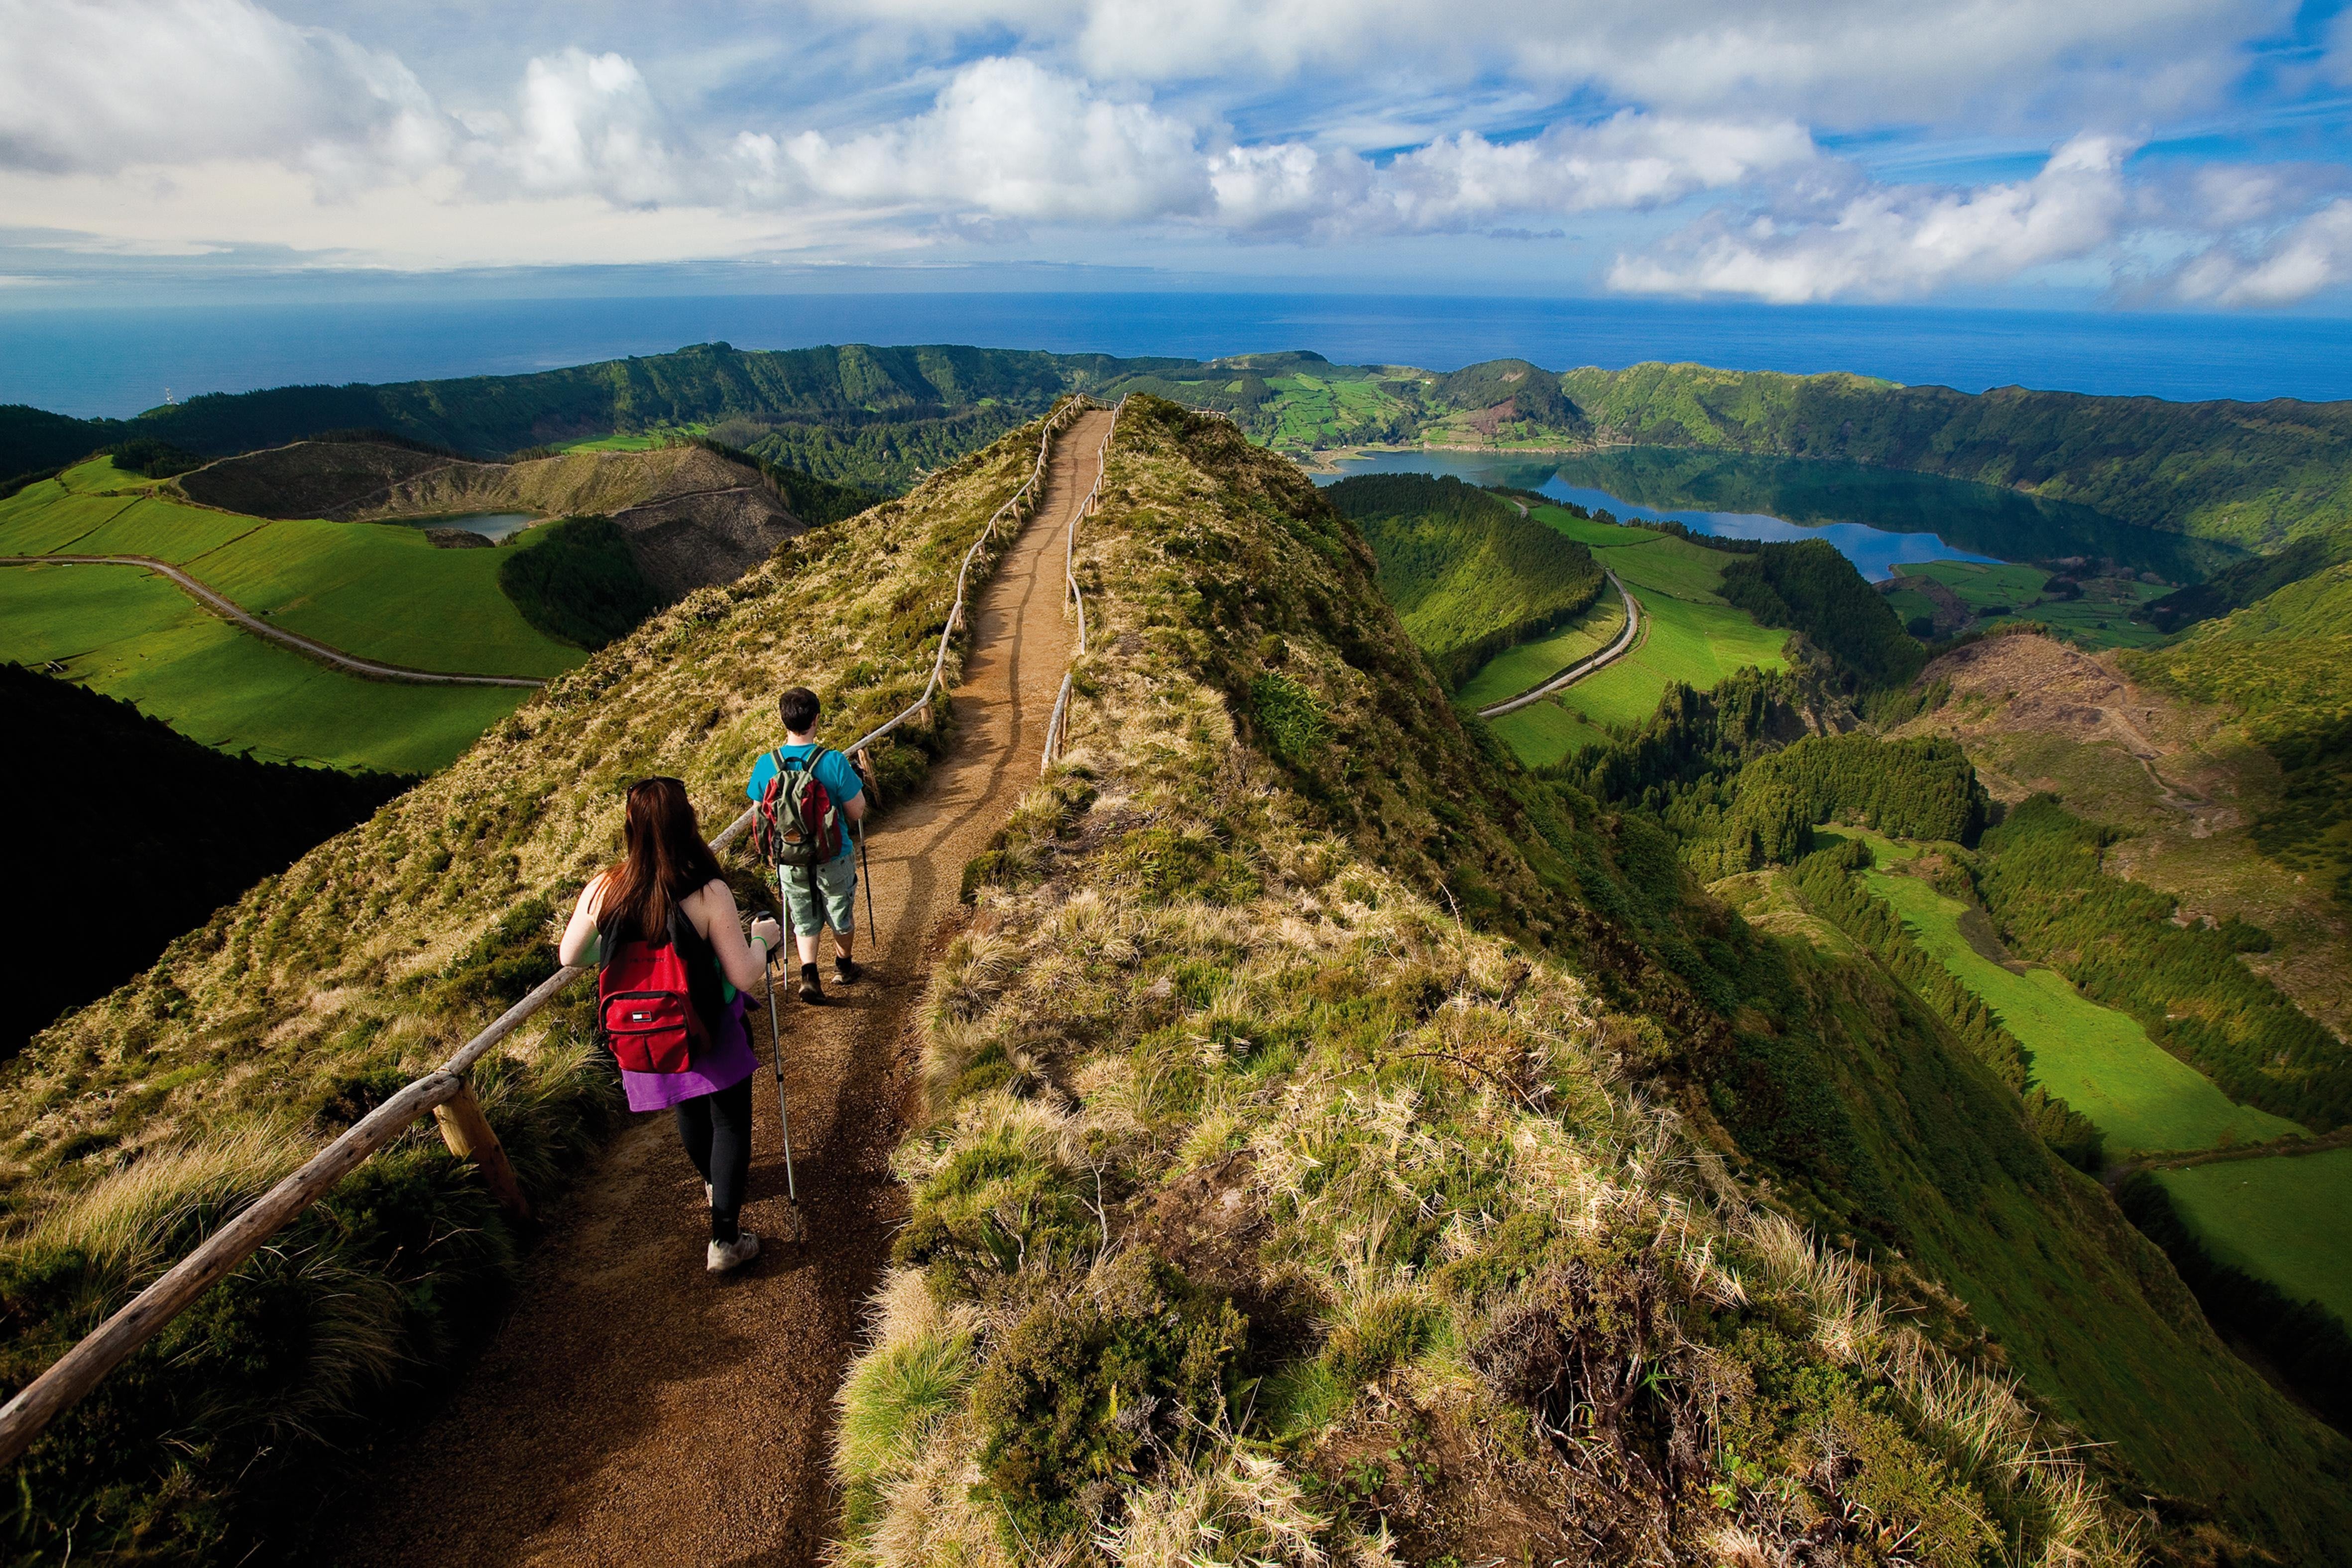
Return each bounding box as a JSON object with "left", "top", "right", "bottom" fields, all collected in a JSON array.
[
  {"left": 832, "top": 0, "right": 2284, "bottom": 130},
  {"left": 780, "top": 57, "right": 1209, "bottom": 223},
  {"left": 0, "top": 0, "right": 2344, "bottom": 307},
  {"left": 1372, "top": 115, "right": 1814, "bottom": 230},
  {"left": 2172, "top": 200, "right": 2352, "bottom": 306},
  {"left": 775, "top": 65, "right": 1812, "bottom": 239},
  {"left": 493, "top": 49, "right": 681, "bottom": 206},
  {"left": 0, "top": 0, "right": 443, "bottom": 181},
  {"left": 1610, "top": 135, "right": 2135, "bottom": 302}
]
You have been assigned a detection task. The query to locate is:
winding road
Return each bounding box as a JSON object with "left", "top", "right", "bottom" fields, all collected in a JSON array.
[
  {"left": 324, "top": 409, "right": 1117, "bottom": 1567},
  {"left": 1473, "top": 567, "right": 1644, "bottom": 719},
  {"left": 0, "top": 553, "right": 546, "bottom": 687}
]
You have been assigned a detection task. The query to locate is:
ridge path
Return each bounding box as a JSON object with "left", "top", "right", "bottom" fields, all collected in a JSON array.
[{"left": 328, "top": 408, "right": 1115, "bottom": 1567}]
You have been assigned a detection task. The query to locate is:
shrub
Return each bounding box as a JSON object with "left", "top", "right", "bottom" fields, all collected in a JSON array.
[
  {"left": 971, "top": 1250, "right": 1246, "bottom": 1541},
  {"left": 1249, "top": 672, "right": 1329, "bottom": 764}
]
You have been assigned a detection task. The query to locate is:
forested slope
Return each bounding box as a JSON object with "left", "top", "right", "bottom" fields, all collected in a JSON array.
[
  {"left": 1559, "top": 362, "right": 2352, "bottom": 558},
  {"left": 0, "top": 664, "right": 410, "bottom": 1057},
  {"left": 1, "top": 343, "right": 1187, "bottom": 491},
  {"left": 1324, "top": 471, "right": 1604, "bottom": 687},
  {"left": 2126, "top": 563, "right": 2352, "bottom": 907}
]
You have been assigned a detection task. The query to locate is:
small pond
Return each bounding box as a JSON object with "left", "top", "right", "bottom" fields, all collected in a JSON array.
[
  {"left": 404, "top": 512, "right": 539, "bottom": 542},
  {"left": 1310, "top": 448, "right": 2236, "bottom": 584}
]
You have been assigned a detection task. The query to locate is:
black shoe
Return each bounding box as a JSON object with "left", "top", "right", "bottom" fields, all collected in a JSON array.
[
  {"left": 834, "top": 956, "right": 862, "bottom": 984},
  {"left": 798, "top": 963, "right": 825, "bottom": 1005}
]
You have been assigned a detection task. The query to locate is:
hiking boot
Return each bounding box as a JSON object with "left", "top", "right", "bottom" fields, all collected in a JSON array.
[
  {"left": 798, "top": 963, "right": 825, "bottom": 1004},
  {"left": 706, "top": 1232, "right": 761, "bottom": 1273},
  {"left": 834, "top": 955, "right": 862, "bottom": 985}
]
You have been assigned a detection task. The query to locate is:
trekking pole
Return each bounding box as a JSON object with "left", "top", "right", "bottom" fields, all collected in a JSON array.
[
  {"left": 762, "top": 891, "right": 798, "bottom": 1204},
  {"left": 857, "top": 821, "right": 877, "bottom": 947}
]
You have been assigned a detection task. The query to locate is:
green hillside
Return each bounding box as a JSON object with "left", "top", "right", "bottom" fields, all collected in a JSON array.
[
  {"left": 2, "top": 342, "right": 1190, "bottom": 494},
  {"left": 2126, "top": 562, "right": 2352, "bottom": 908},
  {"left": 1484, "top": 504, "right": 1791, "bottom": 762},
  {"left": 12, "top": 401, "right": 2351, "bottom": 1564},
  {"left": 1324, "top": 472, "right": 1602, "bottom": 687}
]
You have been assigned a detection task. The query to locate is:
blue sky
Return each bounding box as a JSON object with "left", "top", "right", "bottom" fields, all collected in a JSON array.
[{"left": 8, "top": 0, "right": 2352, "bottom": 308}]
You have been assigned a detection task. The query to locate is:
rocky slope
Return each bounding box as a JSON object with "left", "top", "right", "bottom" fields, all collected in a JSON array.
[{"left": 180, "top": 438, "right": 799, "bottom": 599}]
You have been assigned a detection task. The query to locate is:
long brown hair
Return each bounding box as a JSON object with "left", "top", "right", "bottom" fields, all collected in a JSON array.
[{"left": 600, "top": 777, "right": 724, "bottom": 946}]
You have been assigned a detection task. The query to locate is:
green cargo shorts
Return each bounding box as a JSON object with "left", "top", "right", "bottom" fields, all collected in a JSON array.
[{"left": 779, "top": 855, "right": 858, "bottom": 936}]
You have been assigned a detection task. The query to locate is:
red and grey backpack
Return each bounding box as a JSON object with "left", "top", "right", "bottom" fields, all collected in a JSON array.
[
  {"left": 752, "top": 747, "right": 843, "bottom": 869},
  {"left": 596, "top": 907, "right": 711, "bottom": 1074}
]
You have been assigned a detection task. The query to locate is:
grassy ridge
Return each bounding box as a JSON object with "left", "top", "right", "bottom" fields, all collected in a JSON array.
[
  {"left": 0, "top": 413, "right": 1057, "bottom": 1563},
  {"left": 842, "top": 399, "right": 2178, "bottom": 1566},
  {"left": 1325, "top": 472, "right": 1603, "bottom": 687}
]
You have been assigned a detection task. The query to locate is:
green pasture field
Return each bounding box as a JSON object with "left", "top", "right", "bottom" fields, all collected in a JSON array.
[
  {"left": 2157, "top": 1149, "right": 2352, "bottom": 1323},
  {"left": 2014, "top": 589, "right": 2173, "bottom": 649},
  {"left": 1900, "top": 560, "right": 2048, "bottom": 609},
  {"left": 1530, "top": 505, "right": 1733, "bottom": 602},
  {"left": 1264, "top": 374, "right": 1408, "bottom": 449},
  {"left": 1482, "top": 506, "right": 1788, "bottom": 766},
  {"left": 1862, "top": 857, "right": 2304, "bottom": 1154},
  {"left": 1454, "top": 594, "right": 1627, "bottom": 709},
  {"left": 1488, "top": 591, "right": 1789, "bottom": 765},
  {"left": 0, "top": 472, "right": 580, "bottom": 677},
  {"left": 65, "top": 495, "right": 268, "bottom": 563},
  {"left": 1892, "top": 560, "right": 2172, "bottom": 650},
  {"left": 190, "top": 519, "right": 581, "bottom": 676},
  {"left": 0, "top": 563, "right": 524, "bottom": 773},
  {"left": 0, "top": 484, "right": 142, "bottom": 555},
  {"left": 556, "top": 423, "right": 707, "bottom": 453},
  {"left": 1882, "top": 585, "right": 1941, "bottom": 628},
  {"left": 55, "top": 456, "right": 158, "bottom": 494}
]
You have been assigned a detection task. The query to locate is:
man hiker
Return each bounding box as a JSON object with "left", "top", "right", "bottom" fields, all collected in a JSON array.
[{"left": 748, "top": 685, "right": 874, "bottom": 1004}]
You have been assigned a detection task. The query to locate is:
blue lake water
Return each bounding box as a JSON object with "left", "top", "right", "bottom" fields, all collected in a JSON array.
[
  {"left": 402, "top": 512, "right": 537, "bottom": 541},
  {"left": 1310, "top": 448, "right": 2202, "bottom": 583},
  {"left": 8, "top": 291, "right": 2352, "bottom": 419}
]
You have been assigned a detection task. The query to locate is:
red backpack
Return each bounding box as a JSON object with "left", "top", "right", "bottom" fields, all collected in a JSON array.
[
  {"left": 596, "top": 909, "right": 710, "bottom": 1074},
  {"left": 752, "top": 747, "right": 843, "bottom": 869}
]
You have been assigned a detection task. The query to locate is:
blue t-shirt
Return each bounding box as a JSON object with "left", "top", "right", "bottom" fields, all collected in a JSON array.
[{"left": 746, "top": 743, "right": 863, "bottom": 863}]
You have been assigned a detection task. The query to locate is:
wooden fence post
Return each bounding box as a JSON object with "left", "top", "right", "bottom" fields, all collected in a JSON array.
[{"left": 434, "top": 1080, "right": 532, "bottom": 1222}]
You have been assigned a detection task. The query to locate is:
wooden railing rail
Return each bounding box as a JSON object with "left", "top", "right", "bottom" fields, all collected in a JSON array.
[
  {"left": 1042, "top": 396, "right": 1123, "bottom": 772},
  {"left": 0, "top": 396, "right": 1097, "bottom": 1471}
]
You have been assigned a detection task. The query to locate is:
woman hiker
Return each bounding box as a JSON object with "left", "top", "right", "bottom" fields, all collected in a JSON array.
[{"left": 559, "top": 776, "right": 781, "bottom": 1273}]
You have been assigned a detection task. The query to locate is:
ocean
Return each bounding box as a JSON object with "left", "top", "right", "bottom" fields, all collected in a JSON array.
[{"left": 7, "top": 292, "right": 2352, "bottom": 420}]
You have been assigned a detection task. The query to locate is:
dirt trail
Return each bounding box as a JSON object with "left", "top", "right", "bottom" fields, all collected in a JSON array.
[{"left": 329, "top": 409, "right": 1115, "bottom": 1568}]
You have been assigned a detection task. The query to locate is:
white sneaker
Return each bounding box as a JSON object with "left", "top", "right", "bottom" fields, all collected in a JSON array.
[{"left": 706, "top": 1232, "right": 761, "bottom": 1273}]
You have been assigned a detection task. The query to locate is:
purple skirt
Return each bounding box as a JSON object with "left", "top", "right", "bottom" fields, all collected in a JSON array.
[{"left": 619, "top": 994, "right": 758, "bottom": 1113}]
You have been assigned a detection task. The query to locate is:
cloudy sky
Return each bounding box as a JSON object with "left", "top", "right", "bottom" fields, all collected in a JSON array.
[{"left": 6, "top": 0, "right": 2352, "bottom": 307}]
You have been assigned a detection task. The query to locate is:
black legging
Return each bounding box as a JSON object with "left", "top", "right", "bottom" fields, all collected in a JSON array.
[{"left": 673, "top": 1076, "right": 755, "bottom": 1243}]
